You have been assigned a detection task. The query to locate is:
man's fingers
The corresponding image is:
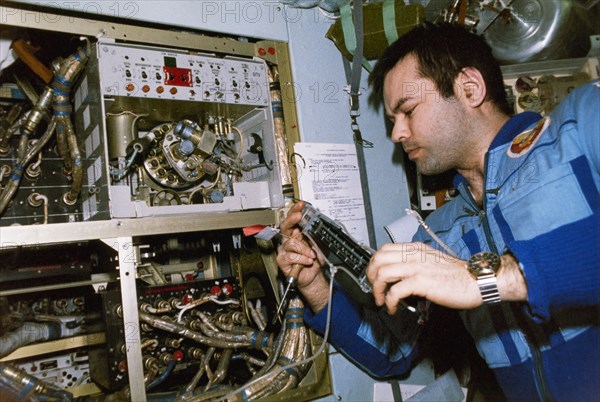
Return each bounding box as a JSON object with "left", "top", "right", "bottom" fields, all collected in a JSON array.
[
  {"left": 368, "top": 249, "right": 419, "bottom": 280},
  {"left": 370, "top": 264, "right": 405, "bottom": 306},
  {"left": 279, "top": 202, "right": 305, "bottom": 234},
  {"left": 286, "top": 235, "right": 316, "bottom": 259},
  {"left": 384, "top": 278, "right": 417, "bottom": 315},
  {"left": 277, "top": 234, "right": 316, "bottom": 269},
  {"left": 369, "top": 248, "right": 424, "bottom": 308},
  {"left": 278, "top": 249, "right": 314, "bottom": 267},
  {"left": 279, "top": 212, "right": 301, "bottom": 234}
]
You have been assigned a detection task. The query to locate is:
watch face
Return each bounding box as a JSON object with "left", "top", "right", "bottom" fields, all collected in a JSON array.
[{"left": 468, "top": 252, "right": 500, "bottom": 276}]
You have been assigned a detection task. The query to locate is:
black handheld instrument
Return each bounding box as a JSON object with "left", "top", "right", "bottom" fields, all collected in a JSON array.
[{"left": 297, "top": 203, "right": 377, "bottom": 308}]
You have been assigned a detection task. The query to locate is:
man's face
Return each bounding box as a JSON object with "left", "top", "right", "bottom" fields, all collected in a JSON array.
[{"left": 383, "top": 54, "right": 470, "bottom": 175}]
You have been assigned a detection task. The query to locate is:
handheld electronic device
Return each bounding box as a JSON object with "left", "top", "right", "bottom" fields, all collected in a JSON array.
[{"left": 297, "top": 203, "right": 377, "bottom": 308}]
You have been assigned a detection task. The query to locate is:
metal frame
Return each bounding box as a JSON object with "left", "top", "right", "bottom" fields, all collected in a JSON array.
[
  {"left": 0, "top": 210, "right": 278, "bottom": 245},
  {"left": 1, "top": 4, "right": 255, "bottom": 56},
  {"left": 0, "top": 3, "right": 330, "bottom": 402}
]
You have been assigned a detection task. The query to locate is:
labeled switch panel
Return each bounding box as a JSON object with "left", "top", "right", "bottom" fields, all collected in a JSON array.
[{"left": 98, "top": 43, "right": 270, "bottom": 106}]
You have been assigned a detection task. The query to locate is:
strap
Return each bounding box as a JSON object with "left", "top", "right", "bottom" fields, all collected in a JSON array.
[
  {"left": 341, "top": 55, "right": 373, "bottom": 148},
  {"left": 345, "top": 1, "right": 373, "bottom": 148},
  {"left": 340, "top": 1, "right": 373, "bottom": 74},
  {"left": 340, "top": 2, "right": 356, "bottom": 62},
  {"left": 350, "top": 0, "right": 366, "bottom": 107},
  {"left": 340, "top": 2, "right": 377, "bottom": 248},
  {"left": 340, "top": 1, "right": 366, "bottom": 113},
  {"left": 383, "top": 0, "right": 399, "bottom": 45}
]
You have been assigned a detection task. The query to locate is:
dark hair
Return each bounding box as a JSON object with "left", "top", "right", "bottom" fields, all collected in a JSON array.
[{"left": 368, "top": 22, "right": 512, "bottom": 115}]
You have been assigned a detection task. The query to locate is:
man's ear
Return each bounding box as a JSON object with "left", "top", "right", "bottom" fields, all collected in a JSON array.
[{"left": 455, "top": 67, "right": 487, "bottom": 108}]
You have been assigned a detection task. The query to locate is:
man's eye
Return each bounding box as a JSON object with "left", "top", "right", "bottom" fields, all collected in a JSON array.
[{"left": 404, "top": 108, "right": 414, "bottom": 117}]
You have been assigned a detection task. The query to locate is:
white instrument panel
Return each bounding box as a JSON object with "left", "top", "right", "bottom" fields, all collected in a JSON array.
[{"left": 98, "top": 43, "right": 270, "bottom": 107}]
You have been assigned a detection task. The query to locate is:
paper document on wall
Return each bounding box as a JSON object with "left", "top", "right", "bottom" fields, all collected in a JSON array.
[{"left": 293, "top": 142, "right": 369, "bottom": 246}]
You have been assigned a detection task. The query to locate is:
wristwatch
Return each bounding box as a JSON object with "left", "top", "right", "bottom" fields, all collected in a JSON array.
[{"left": 467, "top": 252, "right": 501, "bottom": 304}]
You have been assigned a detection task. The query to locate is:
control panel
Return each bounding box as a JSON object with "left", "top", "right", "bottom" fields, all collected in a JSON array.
[{"left": 98, "top": 43, "right": 270, "bottom": 106}]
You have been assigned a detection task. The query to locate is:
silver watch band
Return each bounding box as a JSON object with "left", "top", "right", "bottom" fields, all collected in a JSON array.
[{"left": 477, "top": 273, "right": 501, "bottom": 304}]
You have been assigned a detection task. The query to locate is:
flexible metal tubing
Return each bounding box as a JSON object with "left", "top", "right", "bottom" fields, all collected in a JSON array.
[
  {"left": 0, "top": 368, "right": 41, "bottom": 402},
  {"left": 250, "top": 314, "right": 288, "bottom": 378},
  {"left": 0, "top": 321, "right": 61, "bottom": 358},
  {"left": 0, "top": 44, "right": 88, "bottom": 215},
  {"left": 147, "top": 385, "right": 232, "bottom": 402},
  {"left": 142, "top": 306, "right": 278, "bottom": 401},
  {"left": 181, "top": 316, "right": 289, "bottom": 402},
  {"left": 213, "top": 311, "right": 246, "bottom": 331},
  {"left": 0, "top": 113, "right": 28, "bottom": 155},
  {"left": 148, "top": 298, "right": 300, "bottom": 402},
  {"left": 183, "top": 346, "right": 215, "bottom": 394},
  {"left": 52, "top": 47, "right": 89, "bottom": 205},
  {"left": 0, "top": 362, "right": 73, "bottom": 401},
  {"left": 216, "top": 238, "right": 336, "bottom": 402},
  {"left": 206, "top": 300, "right": 307, "bottom": 400},
  {"left": 183, "top": 318, "right": 290, "bottom": 402},
  {"left": 20, "top": 117, "right": 56, "bottom": 164},
  {"left": 192, "top": 311, "right": 274, "bottom": 352},
  {"left": 0, "top": 117, "right": 56, "bottom": 215},
  {"left": 37, "top": 388, "right": 74, "bottom": 401},
  {"left": 247, "top": 300, "right": 266, "bottom": 331},
  {"left": 189, "top": 316, "right": 269, "bottom": 348},
  {"left": 0, "top": 103, "right": 24, "bottom": 151},
  {"left": 138, "top": 311, "right": 259, "bottom": 349},
  {"left": 194, "top": 310, "right": 220, "bottom": 331},
  {"left": 64, "top": 119, "right": 83, "bottom": 204},
  {"left": 231, "top": 352, "right": 266, "bottom": 368},
  {"left": 106, "top": 361, "right": 158, "bottom": 402},
  {"left": 54, "top": 115, "right": 71, "bottom": 170},
  {"left": 204, "top": 348, "right": 233, "bottom": 389},
  {"left": 213, "top": 324, "right": 258, "bottom": 334},
  {"left": 196, "top": 322, "right": 260, "bottom": 344},
  {"left": 241, "top": 300, "right": 311, "bottom": 400}
]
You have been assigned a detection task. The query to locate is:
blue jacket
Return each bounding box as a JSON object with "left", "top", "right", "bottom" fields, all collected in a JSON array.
[{"left": 305, "top": 81, "right": 600, "bottom": 402}]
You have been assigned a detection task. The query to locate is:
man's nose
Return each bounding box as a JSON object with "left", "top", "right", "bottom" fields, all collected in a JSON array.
[{"left": 391, "top": 116, "right": 410, "bottom": 143}]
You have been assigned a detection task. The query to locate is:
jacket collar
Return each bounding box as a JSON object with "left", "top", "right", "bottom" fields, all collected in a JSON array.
[
  {"left": 452, "top": 111, "right": 543, "bottom": 189},
  {"left": 489, "top": 111, "right": 542, "bottom": 150}
]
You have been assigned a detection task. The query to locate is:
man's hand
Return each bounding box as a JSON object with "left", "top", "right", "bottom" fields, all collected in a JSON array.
[
  {"left": 366, "top": 242, "right": 482, "bottom": 314},
  {"left": 366, "top": 243, "right": 529, "bottom": 314},
  {"left": 276, "top": 202, "right": 330, "bottom": 313}
]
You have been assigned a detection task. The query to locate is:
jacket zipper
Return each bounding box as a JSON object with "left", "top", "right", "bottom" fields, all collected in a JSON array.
[
  {"left": 526, "top": 329, "right": 554, "bottom": 401},
  {"left": 511, "top": 305, "right": 555, "bottom": 402},
  {"left": 475, "top": 152, "right": 553, "bottom": 401},
  {"left": 459, "top": 165, "right": 498, "bottom": 253}
]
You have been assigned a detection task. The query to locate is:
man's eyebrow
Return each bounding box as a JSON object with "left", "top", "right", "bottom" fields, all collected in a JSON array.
[
  {"left": 386, "top": 97, "right": 411, "bottom": 119},
  {"left": 391, "top": 97, "right": 411, "bottom": 114}
]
